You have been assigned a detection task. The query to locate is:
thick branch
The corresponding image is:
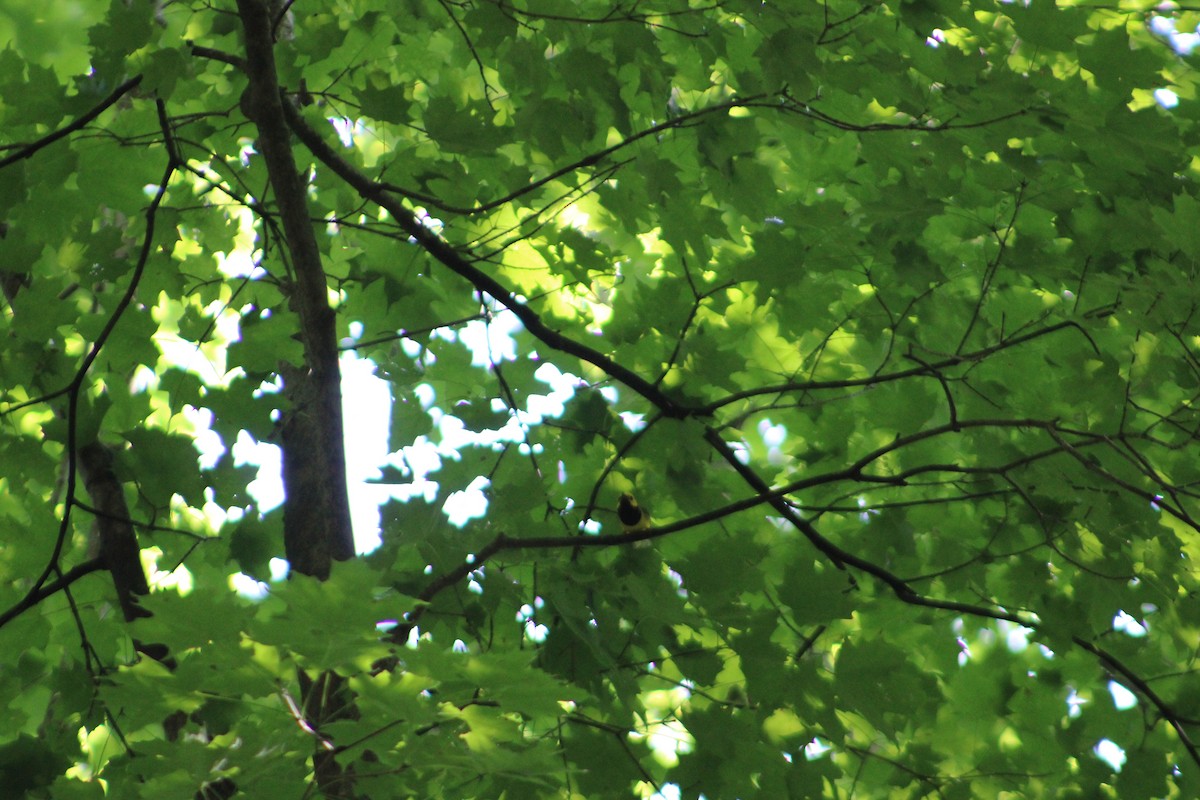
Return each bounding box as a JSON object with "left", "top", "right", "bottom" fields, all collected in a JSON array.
[
  {"left": 78, "top": 442, "right": 150, "bottom": 621},
  {"left": 281, "top": 102, "right": 693, "bottom": 419},
  {"left": 237, "top": 0, "right": 354, "bottom": 576}
]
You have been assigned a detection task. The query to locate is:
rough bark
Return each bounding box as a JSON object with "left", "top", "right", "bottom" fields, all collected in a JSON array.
[
  {"left": 236, "top": 0, "right": 354, "bottom": 579},
  {"left": 236, "top": 5, "right": 359, "bottom": 796},
  {"left": 279, "top": 364, "right": 355, "bottom": 575},
  {"left": 77, "top": 442, "right": 150, "bottom": 621}
]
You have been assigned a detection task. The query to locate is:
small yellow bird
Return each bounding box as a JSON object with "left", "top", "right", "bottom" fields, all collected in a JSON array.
[{"left": 617, "top": 493, "right": 650, "bottom": 533}]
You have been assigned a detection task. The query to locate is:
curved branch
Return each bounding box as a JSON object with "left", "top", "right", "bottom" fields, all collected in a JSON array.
[
  {"left": 700, "top": 318, "right": 1098, "bottom": 414},
  {"left": 0, "top": 75, "right": 143, "bottom": 170},
  {"left": 0, "top": 558, "right": 105, "bottom": 630},
  {"left": 1076, "top": 638, "right": 1200, "bottom": 768},
  {"left": 19, "top": 153, "right": 177, "bottom": 626},
  {"left": 380, "top": 94, "right": 772, "bottom": 216},
  {"left": 282, "top": 101, "right": 694, "bottom": 419}
]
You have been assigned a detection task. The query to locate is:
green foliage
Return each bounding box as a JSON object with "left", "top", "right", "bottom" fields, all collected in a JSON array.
[{"left": 4, "top": 0, "right": 1200, "bottom": 797}]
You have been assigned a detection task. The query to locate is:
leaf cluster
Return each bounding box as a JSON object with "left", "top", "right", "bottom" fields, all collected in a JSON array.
[{"left": 3, "top": 0, "right": 1200, "bottom": 798}]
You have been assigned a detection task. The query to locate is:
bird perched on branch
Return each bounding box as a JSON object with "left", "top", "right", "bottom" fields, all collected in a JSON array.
[{"left": 617, "top": 493, "right": 651, "bottom": 533}]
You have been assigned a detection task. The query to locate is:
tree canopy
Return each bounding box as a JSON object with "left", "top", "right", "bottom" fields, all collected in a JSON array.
[{"left": 3, "top": 0, "right": 1200, "bottom": 797}]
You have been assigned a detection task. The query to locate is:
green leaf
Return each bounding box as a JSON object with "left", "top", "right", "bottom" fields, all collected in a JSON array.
[
  {"left": 834, "top": 637, "right": 940, "bottom": 735},
  {"left": 0, "top": 734, "right": 70, "bottom": 795},
  {"left": 778, "top": 555, "right": 854, "bottom": 627},
  {"left": 229, "top": 514, "right": 279, "bottom": 579}
]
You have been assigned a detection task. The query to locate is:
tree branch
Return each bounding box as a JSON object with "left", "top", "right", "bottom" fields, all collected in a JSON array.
[
  {"left": 16, "top": 153, "right": 176, "bottom": 630},
  {"left": 0, "top": 75, "right": 143, "bottom": 170},
  {"left": 699, "top": 318, "right": 1099, "bottom": 414},
  {"left": 0, "top": 558, "right": 105, "bottom": 630},
  {"left": 237, "top": 0, "right": 354, "bottom": 576},
  {"left": 381, "top": 94, "right": 772, "bottom": 216},
  {"left": 281, "top": 101, "right": 694, "bottom": 419}
]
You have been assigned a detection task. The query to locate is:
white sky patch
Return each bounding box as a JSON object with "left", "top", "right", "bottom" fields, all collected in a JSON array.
[
  {"left": 235, "top": 430, "right": 283, "bottom": 511},
  {"left": 329, "top": 117, "right": 358, "bottom": 147},
  {"left": 857, "top": 496, "right": 880, "bottom": 524},
  {"left": 528, "top": 373, "right": 584, "bottom": 420},
  {"left": 184, "top": 406, "right": 224, "bottom": 469},
  {"left": 1150, "top": 15, "right": 1200, "bottom": 55},
  {"left": 558, "top": 204, "right": 591, "bottom": 230},
  {"left": 805, "top": 738, "right": 832, "bottom": 760},
  {"left": 757, "top": 417, "right": 788, "bottom": 467},
  {"left": 143, "top": 547, "right": 193, "bottom": 595},
  {"left": 649, "top": 784, "right": 681, "bottom": 800},
  {"left": 143, "top": 203, "right": 582, "bottom": 589},
  {"left": 145, "top": 294, "right": 244, "bottom": 392},
  {"left": 1154, "top": 88, "right": 1179, "bottom": 109},
  {"left": 1094, "top": 738, "right": 1126, "bottom": 772},
  {"left": 516, "top": 600, "right": 549, "bottom": 643},
  {"left": 458, "top": 311, "right": 521, "bottom": 365},
  {"left": 340, "top": 355, "right": 395, "bottom": 551},
  {"left": 1067, "top": 688, "right": 1086, "bottom": 719},
  {"left": 620, "top": 411, "right": 646, "bottom": 432},
  {"left": 758, "top": 418, "right": 787, "bottom": 448},
  {"left": 1113, "top": 610, "right": 1148, "bottom": 637},
  {"left": 1001, "top": 620, "right": 1033, "bottom": 653},
  {"left": 228, "top": 557, "right": 289, "bottom": 599},
  {"left": 445, "top": 476, "right": 491, "bottom": 527},
  {"left": 1108, "top": 681, "right": 1137, "bottom": 711}
]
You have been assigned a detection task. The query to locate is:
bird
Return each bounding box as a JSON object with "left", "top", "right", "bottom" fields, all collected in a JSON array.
[{"left": 617, "top": 493, "right": 650, "bottom": 533}]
